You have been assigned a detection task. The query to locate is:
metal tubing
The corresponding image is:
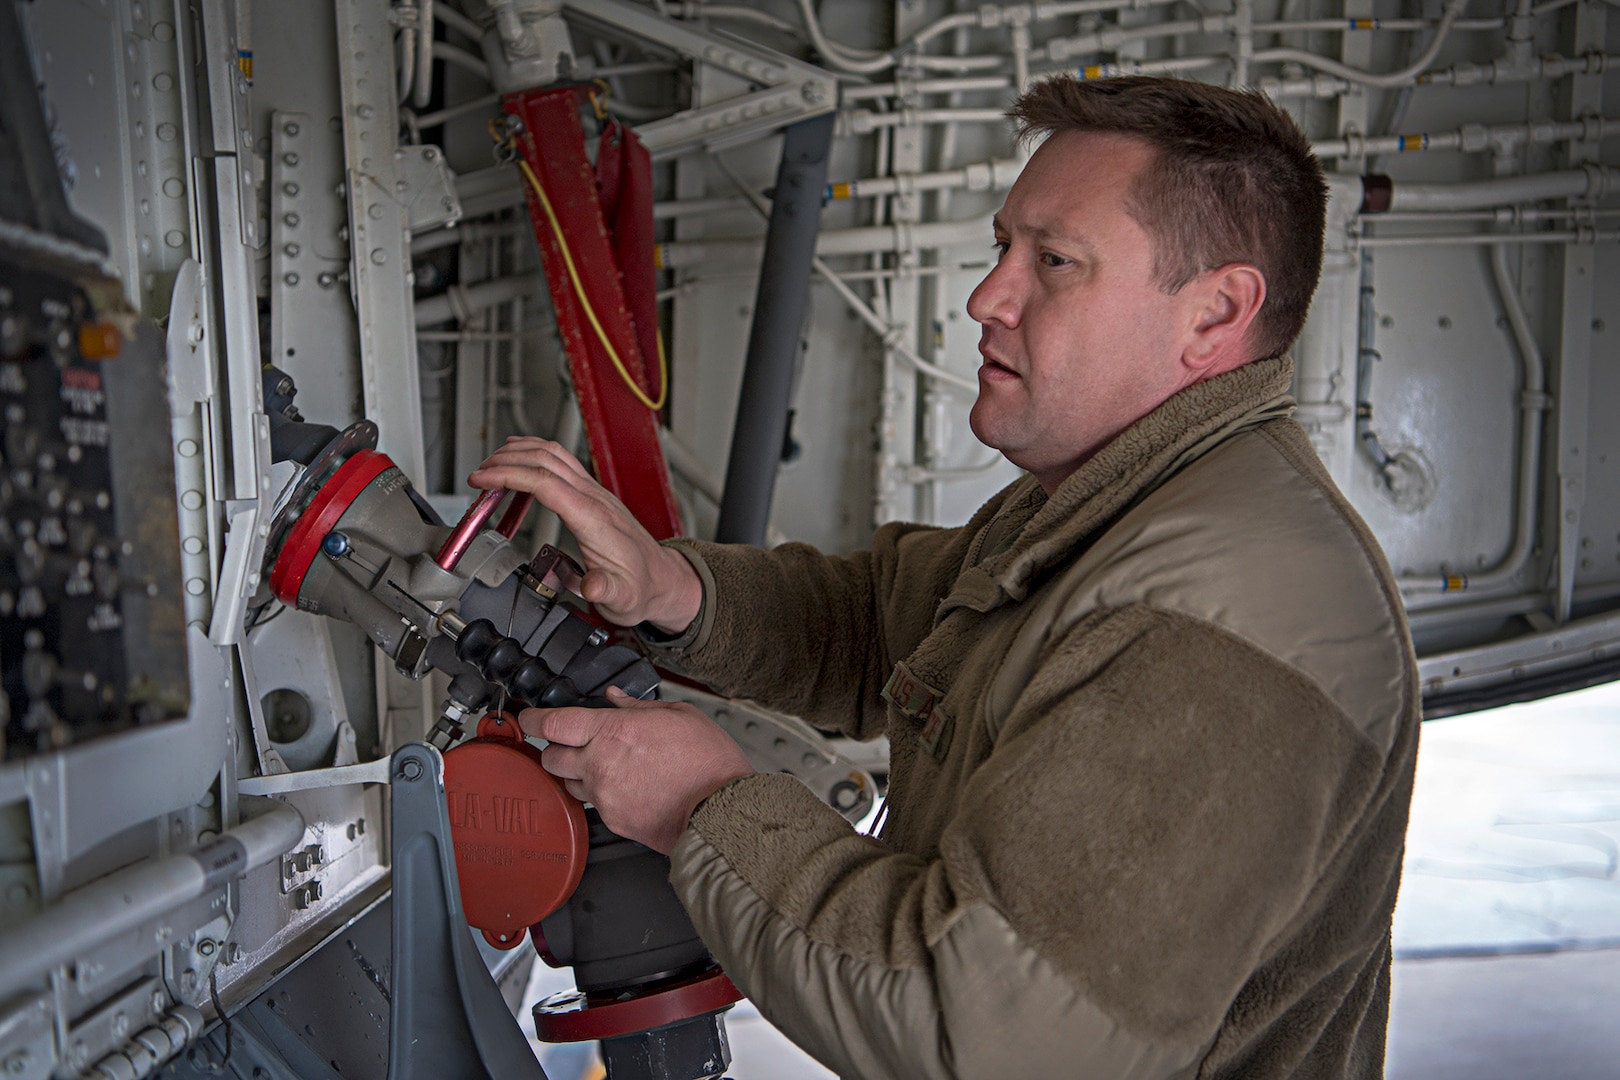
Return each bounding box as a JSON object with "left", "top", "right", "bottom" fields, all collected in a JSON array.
[
  {"left": 1353, "top": 252, "right": 1395, "bottom": 471},
  {"left": 1387, "top": 167, "right": 1617, "bottom": 211},
  {"left": 715, "top": 113, "right": 836, "bottom": 546},
  {"left": 437, "top": 488, "right": 508, "bottom": 569},
  {"left": 0, "top": 799, "right": 306, "bottom": 999},
  {"left": 1400, "top": 244, "right": 1547, "bottom": 596},
  {"left": 413, "top": 276, "right": 535, "bottom": 325}
]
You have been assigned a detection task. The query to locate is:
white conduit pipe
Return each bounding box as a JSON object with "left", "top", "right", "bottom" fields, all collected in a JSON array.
[
  {"left": 1040, "top": 55, "right": 1228, "bottom": 80},
  {"left": 413, "top": 276, "right": 534, "bottom": 325},
  {"left": 1254, "top": 16, "right": 1506, "bottom": 31},
  {"left": 842, "top": 77, "right": 1013, "bottom": 101},
  {"left": 830, "top": 159, "right": 1024, "bottom": 200},
  {"left": 434, "top": 2, "right": 481, "bottom": 41},
  {"left": 1044, "top": 14, "right": 1238, "bottom": 62},
  {"left": 413, "top": 91, "right": 501, "bottom": 131},
  {"left": 0, "top": 798, "right": 306, "bottom": 1000},
  {"left": 1253, "top": 0, "right": 1470, "bottom": 87},
  {"left": 434, "top": 42, "right": 490, "bottom": 81},
  {"left": 713, "top": 157, "right": 982, "bottom": 396},
  {"left": 813, "top": 258, "right": 981, "bottom": 393},
  {"left": 1418, "top": 52, "right": 1609, "bottom": 87},
  {"left": 838, "top": 109, "right": 1010, "bottom": 136},
  {"left": 792, "top": 0, "right": 1180, "bottom": 75},
  {"left": 396, "top": 12, "right": 417, "bottom": 103},
  {"left": 414, "top": 0, "right": 434, "bottom": 109},
  {"left": 1366, "top": 208, "right": 1620, "bottom": 224},
  {"left": 1400, "top": 245, "right": 1548, "bottom": 596},
  {"left": 1309, "top": 116, "right": 1617, "bottom": 158},
  {"left": 1361, "top": 229, "right": 1620, "bottom": 246},
  {"left": 1386, "top": 165, "right": 1618, "bottom": 210},
  {"left": 655, "top": 214, "right": 996, "bottom": 268}
]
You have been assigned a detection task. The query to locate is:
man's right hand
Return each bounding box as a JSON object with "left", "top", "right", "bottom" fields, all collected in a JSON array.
[{"left": 468, "top": 437, "right": 702, "bottom": 634}]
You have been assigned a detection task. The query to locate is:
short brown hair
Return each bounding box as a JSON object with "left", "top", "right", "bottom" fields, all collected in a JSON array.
[{"left": 1011, "top": 75, "right": 1327, "bottom": 362}]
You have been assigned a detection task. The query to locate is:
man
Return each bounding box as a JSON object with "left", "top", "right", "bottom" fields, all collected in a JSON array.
[{"left": 472, "top": 76, "right": 1419, "bottom": 1079}]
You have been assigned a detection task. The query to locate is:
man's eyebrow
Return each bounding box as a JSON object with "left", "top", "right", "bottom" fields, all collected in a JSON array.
[{"left": 993, "top": 216, "right": 1099, "bottom": 257}]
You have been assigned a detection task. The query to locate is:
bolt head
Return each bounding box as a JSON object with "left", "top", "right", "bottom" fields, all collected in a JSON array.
[{"left": 399, "top": 759, "right": 424, "bottom": 781}]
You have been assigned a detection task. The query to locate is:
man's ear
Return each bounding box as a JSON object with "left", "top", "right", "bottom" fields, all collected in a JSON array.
[{"left": 1182, "top": 263, "right": 1267, "bottom": 379}]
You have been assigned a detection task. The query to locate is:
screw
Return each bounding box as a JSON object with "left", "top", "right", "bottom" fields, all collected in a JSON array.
[
  {"left": 283, "top": 121, "right": 299, "bottom": 137},
  {"left": 284, "top": 182, "right": 299, "bottom": 196},
  {"left": 284, "top": 212, "right": 300, "bottom": 227},
  {"left": 399, "top": 759, "right": 423, "bottom": 781},
  {"left": 198, "top": 939, "right": 217, "bottom": 957},
  {"left": 4, "top": 1050, "right": 31, "bottom": 1075},
  {"left": 317, "top": 272, "right": 336, "bottom": 287},
  {"left": 284, "top": 273, "right": 299, "bottom": 286},
  {"left": 282, "top": 152, "right": 298, "bottom": 167}
]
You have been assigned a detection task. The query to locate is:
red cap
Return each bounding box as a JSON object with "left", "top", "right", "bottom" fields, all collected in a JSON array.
[{"left": 444, "top": 712, "right": 588, "bottom": 949}]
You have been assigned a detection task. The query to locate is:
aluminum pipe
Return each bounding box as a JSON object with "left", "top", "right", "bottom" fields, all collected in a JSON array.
[
  {"left": 1386, "top": 166, "right": 1619, "bottom": 211},
  {"left": 0, "top": 797, "right": 306, "bottom": 999},
  {"left": 413, "top": 276, "right": 535, "bottom": 325}
]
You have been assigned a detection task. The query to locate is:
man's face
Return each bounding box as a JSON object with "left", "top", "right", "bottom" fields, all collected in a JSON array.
[{"left": 967, "top": 131, "right": 1198, "bottom": 492}]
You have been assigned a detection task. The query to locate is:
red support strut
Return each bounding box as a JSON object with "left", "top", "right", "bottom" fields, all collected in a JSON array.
[{"left": 502, "top": 86, "right": 683, "bottom": 541}]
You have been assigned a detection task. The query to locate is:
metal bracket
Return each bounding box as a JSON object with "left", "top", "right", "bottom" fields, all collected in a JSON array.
[
  {"left": 398, "top": 144, "right": 463, "bottom": 234},
  {"left": 385, "top": 743, "right": 549, "bottom": 1080},
  {"left": 560, "top": 0, "right": 837, "bottom": 160}
]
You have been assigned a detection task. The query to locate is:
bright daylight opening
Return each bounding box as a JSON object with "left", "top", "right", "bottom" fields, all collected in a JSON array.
[{"left": 1387, "top": 679, "right": 1620, "bottom": 1079}]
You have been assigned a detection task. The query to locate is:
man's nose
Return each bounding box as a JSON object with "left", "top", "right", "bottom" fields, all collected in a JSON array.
[{"left": 966, "top": 259, "right": 1020, "bottom": 328}]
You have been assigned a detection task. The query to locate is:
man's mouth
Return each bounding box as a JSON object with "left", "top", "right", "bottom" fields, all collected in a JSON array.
[{"left": 978, "top": 349, "right": 1019, "bottom": 381}]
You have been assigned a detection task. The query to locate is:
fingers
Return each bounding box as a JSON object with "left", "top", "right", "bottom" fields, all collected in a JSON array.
[
  {"left": 519, "top": 705, "right": 605, "bottom": 748},
  {"left": 539, "top": 742, "right": 583, "bottom": 781},
  {"left": 476, "top": 437, "right": 593, "bottom": 484},
  {"left": 604, "top": 685, "right": 671, "bottom": 711}
]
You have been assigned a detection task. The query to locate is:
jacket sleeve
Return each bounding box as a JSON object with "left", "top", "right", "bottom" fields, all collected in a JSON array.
[
  {"left": 669, "top": 605, "right": 1397, "bottom": 1080},
  {"left": 640, "top": 522, "right": 973, "bottom": 741}
]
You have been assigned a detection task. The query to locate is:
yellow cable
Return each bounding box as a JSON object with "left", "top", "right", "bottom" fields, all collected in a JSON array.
[{"left": 515, "top": 156, "right": 668, "bottom": 411}]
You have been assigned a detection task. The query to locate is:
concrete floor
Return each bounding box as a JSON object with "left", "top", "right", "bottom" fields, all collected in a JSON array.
[
  {"left": 1385, "top": 680, "right": 1620, "bottom": 1079},
  {"left": 1387, "top": 947, "right": 1620, "bottom": 1080}
]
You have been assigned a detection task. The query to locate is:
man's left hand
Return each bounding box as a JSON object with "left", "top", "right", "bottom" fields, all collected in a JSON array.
[{"left": 520, "top": 687, "right": 755, "bottom": 854}]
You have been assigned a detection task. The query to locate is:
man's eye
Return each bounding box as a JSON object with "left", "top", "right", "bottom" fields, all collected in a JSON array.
[
  {"left": 1040, "top": 252, "right": 1070, "bottom": 268},
  {"left": 991, "top": 240, "right": 1009, "bottom": 258}
]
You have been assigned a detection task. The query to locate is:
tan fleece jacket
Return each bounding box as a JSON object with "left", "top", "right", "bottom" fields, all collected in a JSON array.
[{"left": 642, "top": 354, "right": 1420, "bottom": 1080}]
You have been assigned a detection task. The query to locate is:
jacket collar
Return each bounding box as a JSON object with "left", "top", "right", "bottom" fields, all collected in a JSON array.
[{"left": 943, "top": 354, "right": 1297, "bottom": 615}]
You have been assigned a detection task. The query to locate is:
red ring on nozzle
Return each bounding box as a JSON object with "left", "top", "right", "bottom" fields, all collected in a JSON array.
[
  {"left": 533, "top": 969, "right": 743, "bottom": 1043},
  {"left": 268, "top": 448, "right": 395, "bottom": 604}
]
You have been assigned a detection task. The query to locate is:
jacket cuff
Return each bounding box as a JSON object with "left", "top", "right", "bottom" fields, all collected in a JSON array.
[{"left": 634, "top": 538, "right": 720, "bottom": 658}]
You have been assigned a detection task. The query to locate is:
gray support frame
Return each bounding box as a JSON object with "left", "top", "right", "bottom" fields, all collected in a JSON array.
[
  {"left": 385, "top": 744, "right": 549, "bottom": 1080},
  {"left": 334, "top": 0, "right": 428, "bottom": 488},
  {"left": 1552, "top": 0, "right": 1606, "bottom": 622},
  {"left": 715, "top": 114, "right": 836, "bottom": 546}
]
